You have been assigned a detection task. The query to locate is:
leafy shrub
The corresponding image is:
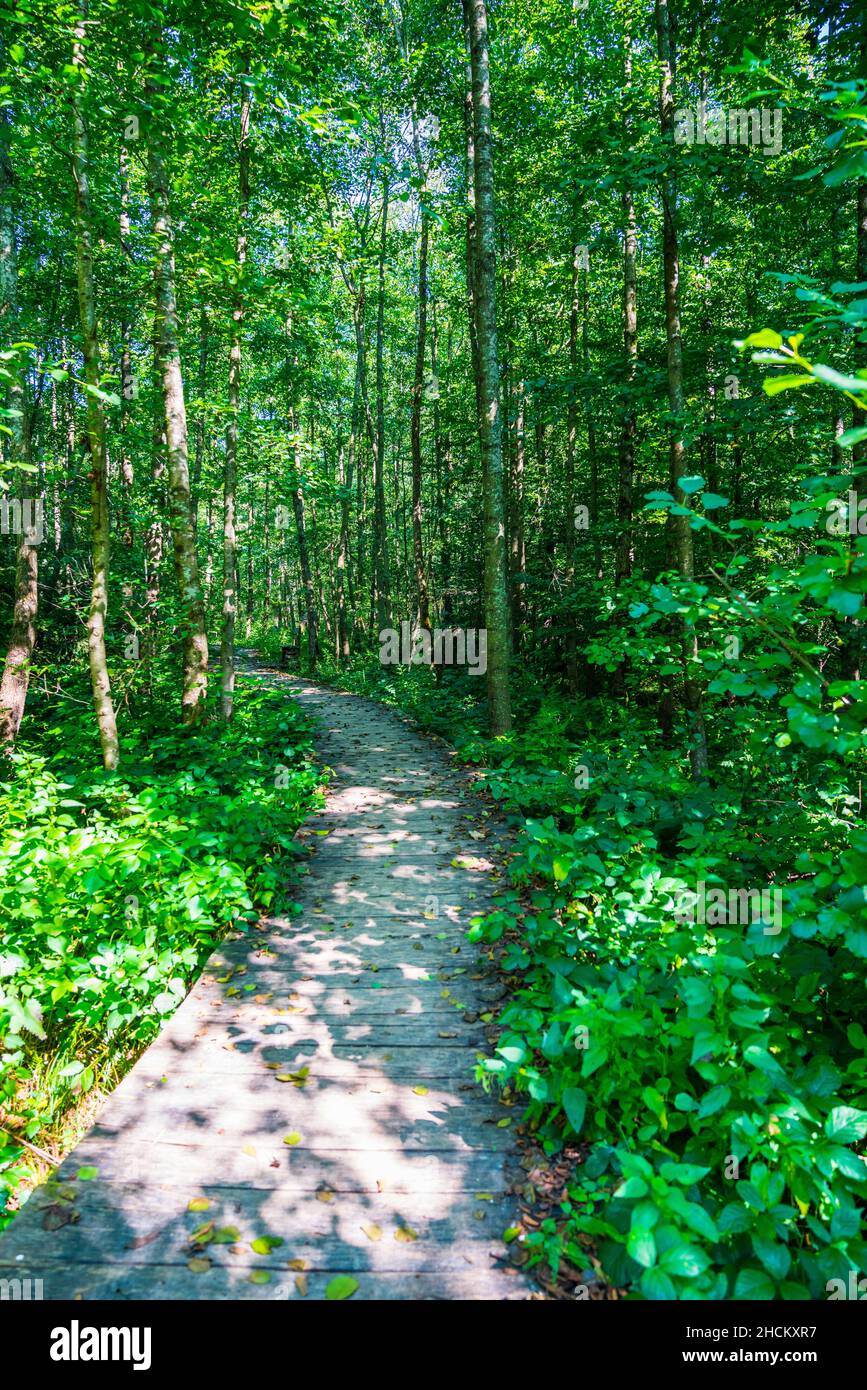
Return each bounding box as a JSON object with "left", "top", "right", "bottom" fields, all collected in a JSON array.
[{"left": 469, "top": 700, "right": 867, "bottom": 1299}]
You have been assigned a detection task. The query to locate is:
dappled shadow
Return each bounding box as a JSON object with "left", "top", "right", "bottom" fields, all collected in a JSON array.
[{"left": 0, "top": 671, "right": 527, "bottom": 1300}]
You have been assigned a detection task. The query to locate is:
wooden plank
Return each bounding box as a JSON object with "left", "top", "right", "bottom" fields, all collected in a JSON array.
[
  {"left": 0, "top": 1256, "right": 527, "bottom": 1301},
  {"left": 0, "top": 1183, "right": 520, "bottom": 1274},
  {"left": 25, "top": 1147, "right": 517, "bottom": 1192}
]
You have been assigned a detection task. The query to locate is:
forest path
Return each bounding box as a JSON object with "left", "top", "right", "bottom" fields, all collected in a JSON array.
[{"left": 0, "top": 660, "right": 531, "bottom": 1300}]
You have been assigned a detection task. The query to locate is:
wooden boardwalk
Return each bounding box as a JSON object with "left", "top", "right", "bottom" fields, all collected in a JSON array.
[{"left": 0, "top": 670, "right": 531, "bottom": 1299}]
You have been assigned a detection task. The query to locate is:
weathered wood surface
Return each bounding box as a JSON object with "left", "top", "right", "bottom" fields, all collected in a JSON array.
[{"left": 0, "top": 669, "right": 530, "bottom": 1301}]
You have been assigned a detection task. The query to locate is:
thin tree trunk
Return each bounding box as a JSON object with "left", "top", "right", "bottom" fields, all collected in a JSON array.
[
  {"left": 565, "top": 241, "right": 580, "bottom": 690},
  {"left": 147, "top": 71, "right": 209, "bottom": 724},
  {"left": 221, "top": 69, "right": 250, "bottom": 720},
  {"left": 464, "top": 0, "right": 512, "bottom": 733},
  {"left": 616, "top": 177, "right": 637, "bottom": 588},
  {"left": 118, "top": 144, "right": 134, "bottom": 547},
  {"left": 287, "top": 319, "right": 317, "bottom": 668},
  {"left": 191, "top": 304, "right": 209, "bottom": 530},
  {"left": 410, "top": 170, "right": 431, "bottom": 640},
  {"left": 0, "top": 109, "right": 38, "bottom": 746},
  {"left": 510, "top": 381, "right": 526, "bottom": 642},
  {"left": 373, "top": 175, "right": 391, "bottom": 628},
  {"left": 613, "top": 36, "right": 638, "bottom": 699},
  {"left": 72, "top": 6, "right": 120, "bottom": 769},
  {"left": 656, "top": 0, "right": 708, "bottom": 776}
]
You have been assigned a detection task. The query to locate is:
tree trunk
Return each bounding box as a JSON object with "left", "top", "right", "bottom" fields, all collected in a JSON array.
[
  {"left": 221, "top": 70, "right": 250, "bottom": 720},
  {"left": 71, "top": 6, "right": 120, "bottom": 770},
  {"left": 372, "top": 175, "right": 391, "bottom": 629},
  {"left": 0, "top": 109, "right": 38, "bottom": 747},
  {"left": 464, "top": 0, "right": 512, "bottom": 734},
  {"left": 410, "top": 154, "right": 431, "bottom": 641},
  {"left": 564, "top": 241, "right": 581, "bottom": 690},
  {"left": 510, "top": 380, "right": 526, "bottom": 643},
  {"left": 287, "top": 321, "right": 317, "bottom": 668},
  {"left": 191, "top": 304, "right": 209, "bottom": 531},
  {"left": 147, "top": 74, "right": 209, "bottom": 724},
  {"left": 118, "top": 144, "right": 134, "bottom": 547},
  {"left": 616, "top": 179, "right": 637, "bottom": 588},
  {"left": 655, "top": 0, "right": 708, "bottom": 776}
]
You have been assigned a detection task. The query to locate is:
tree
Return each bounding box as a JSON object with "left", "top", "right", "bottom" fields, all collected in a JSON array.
[{"left": 463, "top": 0, "right": 512, "bottom": 734}]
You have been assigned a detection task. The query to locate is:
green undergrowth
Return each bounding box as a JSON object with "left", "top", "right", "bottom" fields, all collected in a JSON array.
[
  {"left": 0, "top": 672, "right": 322, "bottom": 1224},
  {"left": 284, "top": 644, "right": 867, "bottom": 1301}
]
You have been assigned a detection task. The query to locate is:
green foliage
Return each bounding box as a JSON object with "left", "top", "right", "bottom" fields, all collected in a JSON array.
[{"left": 0, "top": 678, "right": 321, "bottom": 1223}]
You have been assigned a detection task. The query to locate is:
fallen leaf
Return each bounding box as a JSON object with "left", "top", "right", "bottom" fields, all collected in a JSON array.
[
  {"left": 251, "top": 1235, "right": 284, "bottom": 1255},
  {"left": 325, "top": 1275, "right": 359, "bottom": 1301},
  {"left": 394, "top": 1226, "right": 419, "bottom": 1243},
  {"left": 187, "top": 1257, "right": 211, "bottom": 1273},
  {"left": 42, "top": 1206, "right": 73, "bottom": 1231},
  {"left": 361, "top": 1223, "right": 383, "bottom": 1242},
  {"left": 188, "top": 1197, "right": 210, "bottom": 1213},
  {"left": 127, "top": 1227, "right": 164, "bottom": 1251},
  {"left": 283, "top": 1132, "right": 302, "bottom": 1147},
  {"left": 295, "top": 1273, "right": 308, "bottom": 1296}
]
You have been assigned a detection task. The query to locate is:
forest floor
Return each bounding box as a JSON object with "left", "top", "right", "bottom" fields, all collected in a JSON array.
[{"left": 0, "top": 659, "right": 533, "bottom": 1299}]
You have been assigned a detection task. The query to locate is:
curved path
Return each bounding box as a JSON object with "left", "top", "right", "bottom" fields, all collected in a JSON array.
[{"left": 0, "top": 667, "right": 530, "bottom": 1300}]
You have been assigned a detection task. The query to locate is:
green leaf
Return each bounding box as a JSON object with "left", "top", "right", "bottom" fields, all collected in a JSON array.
[
  {"left": 734, "top": 1266, "right": 776, "bottom": 1299},
  {"left": 325, "top": 1275, "right": 359, "bottom": 1300},
  {"left": 825, "top": 1106, "right": 867, "bottom": 1143},
  {"left": 763, "top": 374, "right": 816, "bottom": 396},
  {"left": 743, "top": 329, "right": 783, "bottom": 349},
  {"left": 640, "top": 1267, "right": 677, "bottom": 1300},
  {"left": 561, "top": 1085, "right": 587, "bottom": 1136},
  {"left": 626, "top": 1228, "right": 657, "bottom": 1268},
  {"left": 251, "top": 1235, "right": 284, "bottom": 1254}
]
